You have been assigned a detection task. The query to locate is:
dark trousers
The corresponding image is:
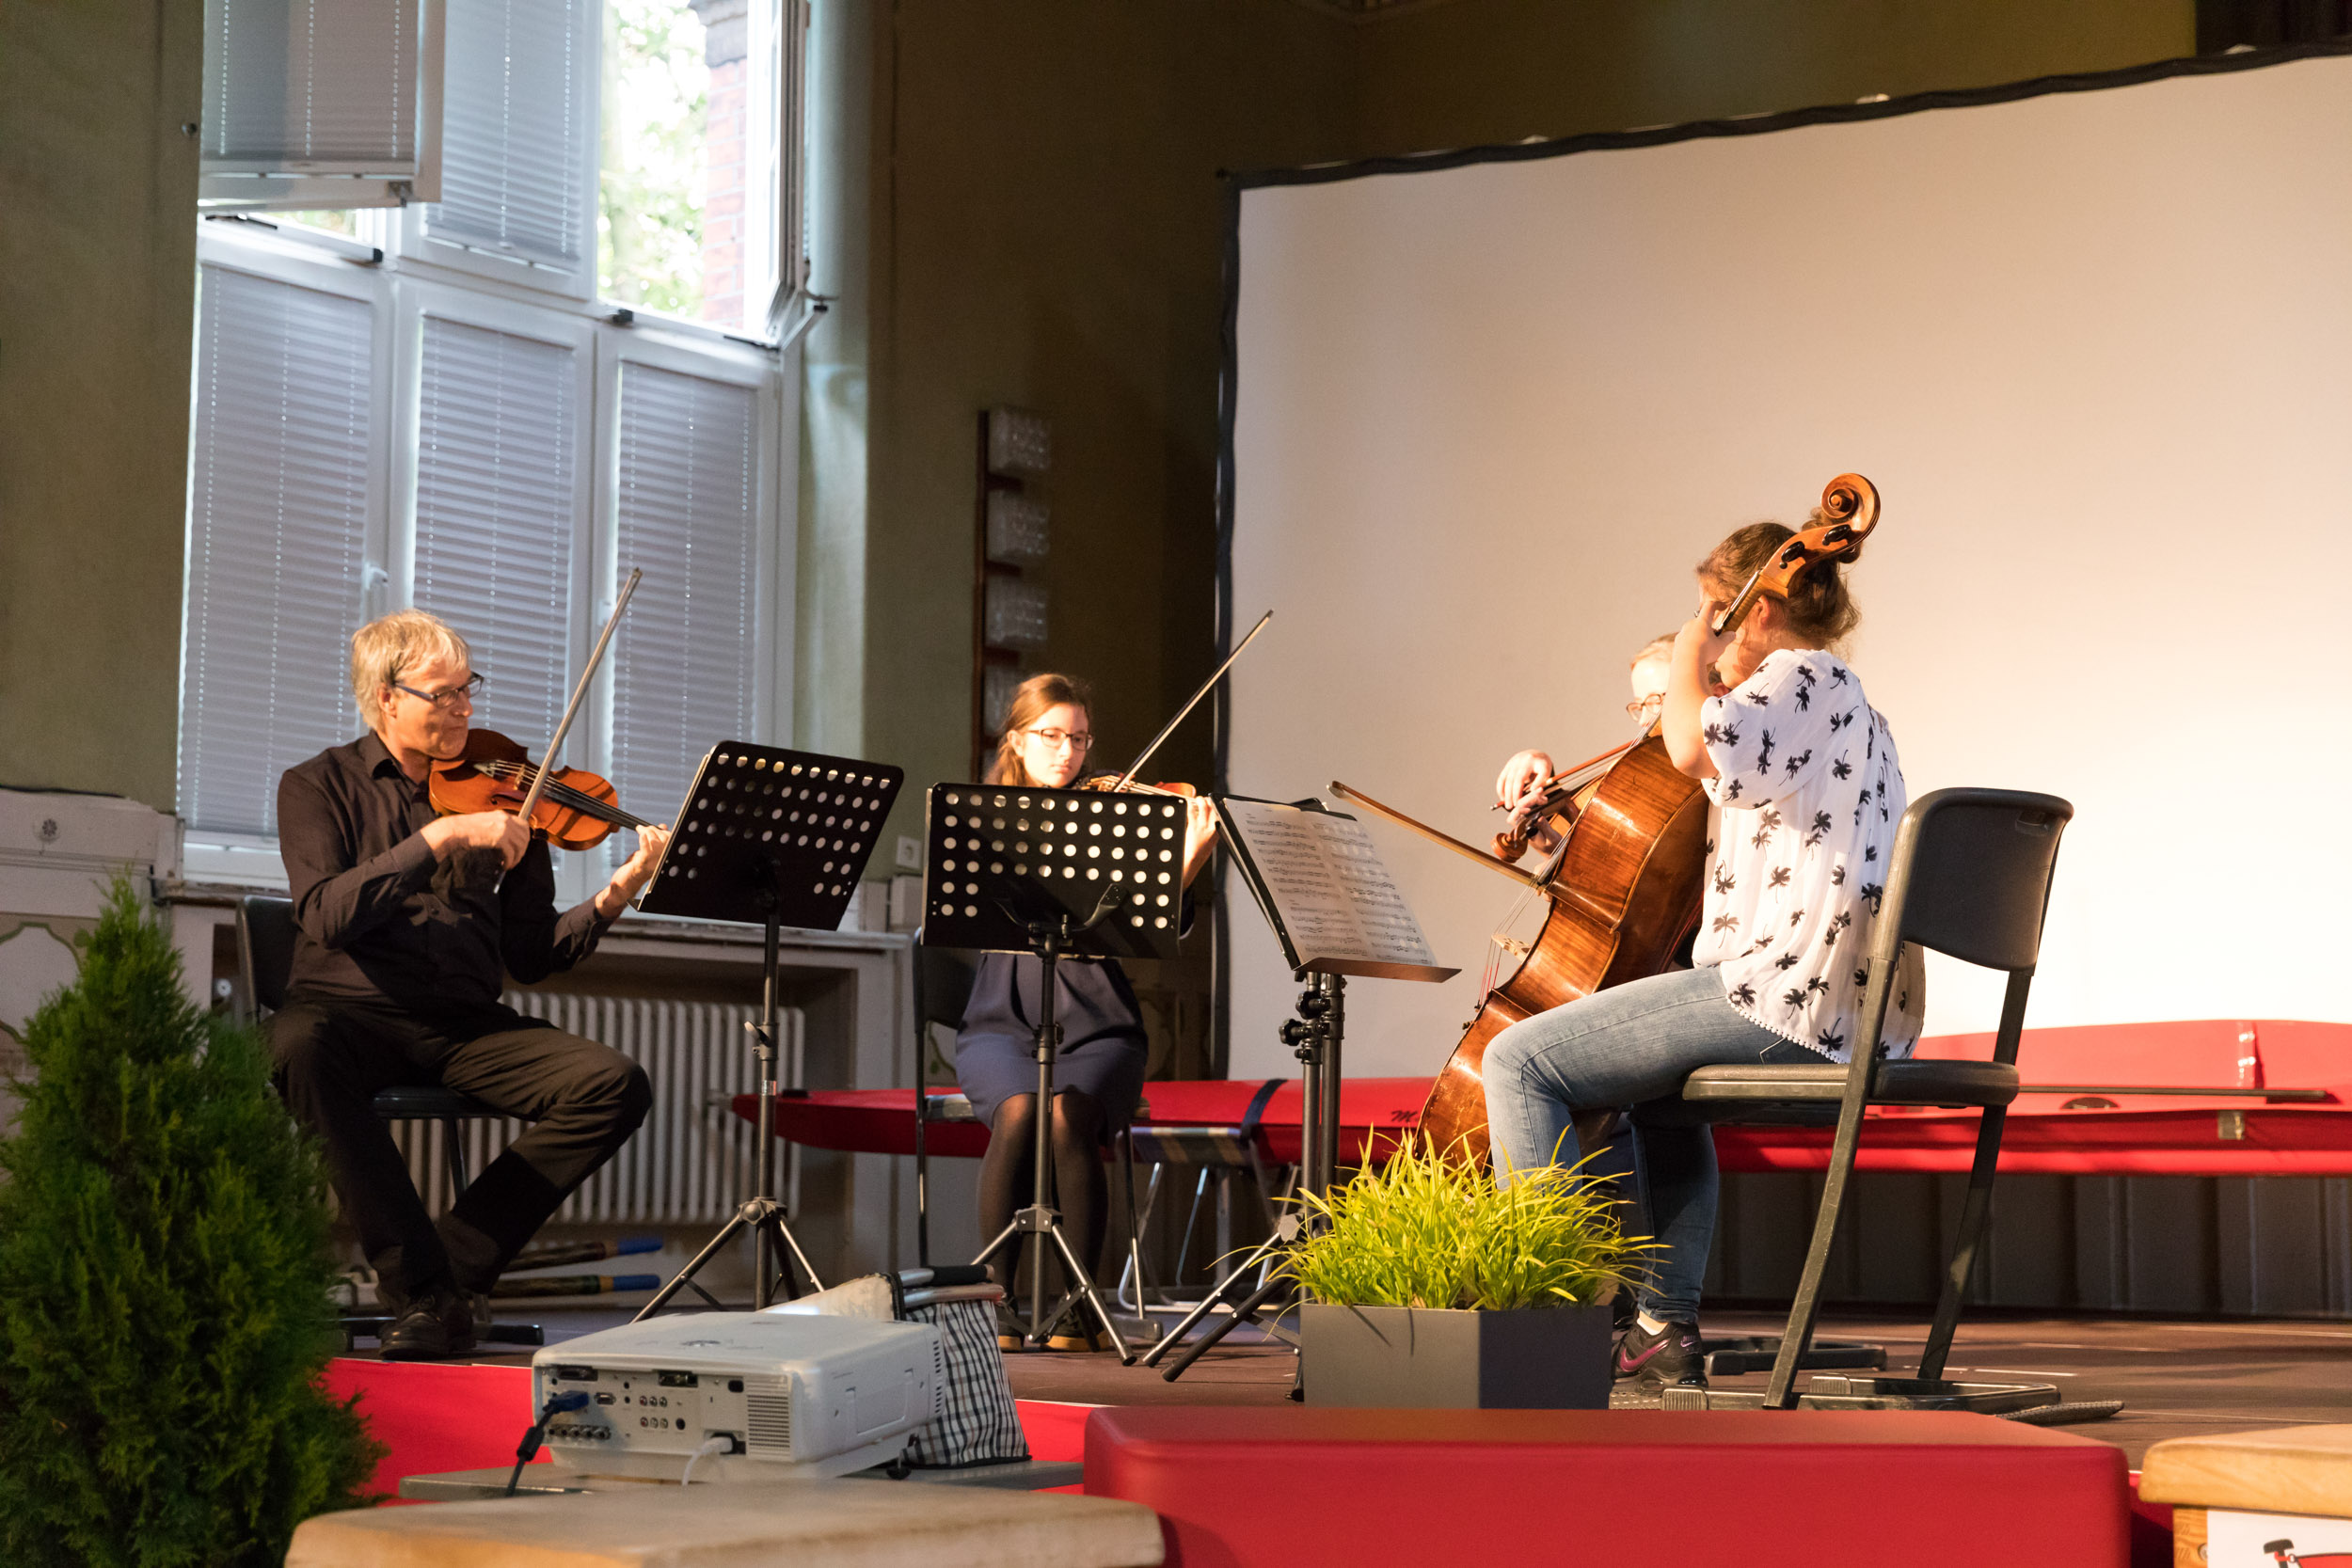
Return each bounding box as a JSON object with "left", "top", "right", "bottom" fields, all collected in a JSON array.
[{"left": 267, "top": 996, "right": 652, "bottom": 1300}]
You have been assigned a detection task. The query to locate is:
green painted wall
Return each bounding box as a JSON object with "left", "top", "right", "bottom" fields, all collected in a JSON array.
[
  {"left": 0, "top": 1, "right": 203, "bottom": 813},
  {"left": 824, "top": 0, "right": 2194, "bottom": 887},
  {"left": 0, "top": 0, "right": 2194, "bottom": 839}
]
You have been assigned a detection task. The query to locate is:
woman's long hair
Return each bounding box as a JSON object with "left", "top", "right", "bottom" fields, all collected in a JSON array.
[{"left": 987, "top": 672, "right": 1093, "bottom": 786}]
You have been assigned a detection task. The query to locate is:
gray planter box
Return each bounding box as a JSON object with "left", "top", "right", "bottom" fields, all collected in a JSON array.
[{"left": 1301, "top": 1302, "right": 1613, "bottom": 1409}]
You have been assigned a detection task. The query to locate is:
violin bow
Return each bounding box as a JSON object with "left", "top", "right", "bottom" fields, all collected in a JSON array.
[
  {"left": 1108, "top": 609, "right": 1273, "bottom": 793},
  {"left": 512, "top": 567, "right": 643, "bottom": 832}
]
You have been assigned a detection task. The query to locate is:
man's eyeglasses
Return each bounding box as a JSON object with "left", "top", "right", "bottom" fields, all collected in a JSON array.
[
  {"left": 394, "top": 673, "right": 485, "bottom": 712},
  {"left": 1022, "top": 726, "right": 1093, "bottom": 752},
  {"left": 1626, "top": 694, "right": 1666, "bottom": 721}
]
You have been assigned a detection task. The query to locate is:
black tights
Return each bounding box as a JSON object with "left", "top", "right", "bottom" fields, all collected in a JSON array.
[{"left": 979, "top": 1090, "right": 1107, "bottom": 1301}]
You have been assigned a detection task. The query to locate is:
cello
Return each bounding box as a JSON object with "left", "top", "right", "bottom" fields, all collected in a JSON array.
[{"left": 1334, "top": 472, "right": 1881, "bottom": 1164}]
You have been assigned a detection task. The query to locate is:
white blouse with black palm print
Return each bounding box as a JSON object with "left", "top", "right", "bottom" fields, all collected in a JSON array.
[{"left": 1691, "top": 647, "right": 1925, "bottom": 1063}]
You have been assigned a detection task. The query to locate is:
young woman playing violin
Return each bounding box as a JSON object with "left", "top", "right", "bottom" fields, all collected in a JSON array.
[
  {"left": 957, "top": 673, "right": 1217, "bottom": 1350},
  {"left": 1480, "top": 523, "right": 1924, "bottom": 1391}
]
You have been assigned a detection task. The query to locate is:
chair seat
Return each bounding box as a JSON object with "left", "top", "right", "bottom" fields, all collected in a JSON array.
[
  {"left": 373, "top": 1085, "right": 504, "bottom": 1121},
  {"left": 1682, "top": 1058, "right": 2019, "bottom": 1110}
]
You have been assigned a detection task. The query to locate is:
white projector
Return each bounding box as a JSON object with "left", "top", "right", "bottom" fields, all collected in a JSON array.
[{"left": 530, "top": 1312, "right": 944, "bottom": 1482}]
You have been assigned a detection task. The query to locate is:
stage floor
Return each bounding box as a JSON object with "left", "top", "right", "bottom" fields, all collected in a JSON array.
[{"left": 440, "top": 1304, "right": 2351, "bottom": 1470}]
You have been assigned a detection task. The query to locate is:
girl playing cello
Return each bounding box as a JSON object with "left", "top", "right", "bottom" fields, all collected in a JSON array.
[{"left": 1481, "top": 521, "right": 1924, "bottom": 1391}]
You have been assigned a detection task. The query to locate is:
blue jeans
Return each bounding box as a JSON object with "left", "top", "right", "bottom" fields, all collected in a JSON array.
[{"left": 1482, "top": 967, "right": 1826, "bottom": 1323}]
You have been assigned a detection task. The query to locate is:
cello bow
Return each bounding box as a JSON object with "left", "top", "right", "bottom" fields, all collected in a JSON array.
[{"left": 1328, "top": 781, "right": 1547, "bottom": 892}]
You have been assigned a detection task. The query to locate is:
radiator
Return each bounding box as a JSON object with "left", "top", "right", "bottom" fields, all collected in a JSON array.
[{"left": 388, "top": 992, "right": 803, "bottom": 1226}]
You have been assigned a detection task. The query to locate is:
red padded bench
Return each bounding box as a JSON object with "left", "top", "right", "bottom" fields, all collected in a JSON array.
[{"left": 1083, "top": 1406, "right": 2128, "bottom": 1567}]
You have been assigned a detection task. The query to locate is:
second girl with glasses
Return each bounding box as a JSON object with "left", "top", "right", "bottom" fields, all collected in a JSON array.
[{"left": 953, "top": 673, "right": 1217, "bottom": 1350}]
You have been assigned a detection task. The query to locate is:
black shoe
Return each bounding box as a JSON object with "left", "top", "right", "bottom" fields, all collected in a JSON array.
[
  {"left": 1613, "top": 1319, "right": 1706, "bottom": 1390},
  {"left": 379, "top": 1290, "right": 478, "bottom": 1362}
]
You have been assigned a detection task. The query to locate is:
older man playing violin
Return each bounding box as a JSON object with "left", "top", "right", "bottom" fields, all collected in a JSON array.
[{"left": 270, "top": 609, "right": 671, "bottom": 1359}]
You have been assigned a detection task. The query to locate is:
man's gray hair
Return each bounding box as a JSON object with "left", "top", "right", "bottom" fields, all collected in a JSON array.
[{"left": 350, "top": 609, "right": 470, "bottom": 719}]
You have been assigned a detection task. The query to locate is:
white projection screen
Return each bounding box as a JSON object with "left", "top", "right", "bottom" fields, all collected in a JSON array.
[{"left": 1222, "top": 51, "right": 2352, "bottom": 1082}]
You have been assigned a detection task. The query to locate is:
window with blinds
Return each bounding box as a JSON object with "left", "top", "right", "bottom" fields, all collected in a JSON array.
[
  {"left": 607, "top": 361, "right": 761, "bottom": 854},
  {"left": 199, "top": 0, "right": 434, "bottom": 208},
  {"left": 180, "top": 266, "right": 375, "bottom": 836},
  {"left": 428, "top": 0, "right": 588, "bottom": 270},
  {"left": 412, "top": 316, "right": 580, "bottom": 751}
]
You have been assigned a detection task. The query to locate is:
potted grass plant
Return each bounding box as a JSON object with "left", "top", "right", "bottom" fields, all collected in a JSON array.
[{"left": 1282, "top": 1137, "right": 1647, "bottom": 1409}]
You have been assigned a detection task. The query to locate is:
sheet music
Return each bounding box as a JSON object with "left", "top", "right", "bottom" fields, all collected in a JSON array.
[{"left": 1217, "top": 798, "right": 1452, "bottom": 980}]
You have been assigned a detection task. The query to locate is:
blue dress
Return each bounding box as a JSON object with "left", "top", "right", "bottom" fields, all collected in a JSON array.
[{"left": 954, "top": 951, "right": 1150, "bottom": 1136}]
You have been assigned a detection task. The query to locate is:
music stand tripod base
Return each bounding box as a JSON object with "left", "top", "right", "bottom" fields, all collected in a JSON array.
[
  {"left": 1142, "top": 971, "right": 1341, "bottom": 1382},
  {"left": 632, "top": 743, "right": 903, "bottom": 1316},
  {"left": 924, "top": 783, "right": 1186, "bottom": 1361}
]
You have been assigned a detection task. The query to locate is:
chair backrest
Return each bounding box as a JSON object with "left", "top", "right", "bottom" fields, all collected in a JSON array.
[
  {"left": 238, "top": 895, "right": 298, "bottom": 1015},
  {"left": 1881, "top": 788, "right": 2073, "bottom": 974},
  {"left": 914, "top": 940, "right": 977, "bottom": 1030}
]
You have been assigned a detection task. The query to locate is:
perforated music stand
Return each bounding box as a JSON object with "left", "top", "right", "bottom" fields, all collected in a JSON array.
[
  {"left": 632, "top": 743, "right": 903, "bottom": 1317},
  {"left": 924, "top": 782, "right": 1186, "bottom": 1361}
]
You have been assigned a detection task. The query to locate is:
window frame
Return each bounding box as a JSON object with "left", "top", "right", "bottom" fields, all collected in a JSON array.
[
  {"left": 387, "top": 0, "right": 605, "bottom": 300},
  {"left": 591, "top": 325, "right": 790, "bottom": 799},
  {"left": 198, "top": 0, "right": 447, "bottom": 211},
  {"left": 180, "top": 220, "right": 794, "bottom": 903}
]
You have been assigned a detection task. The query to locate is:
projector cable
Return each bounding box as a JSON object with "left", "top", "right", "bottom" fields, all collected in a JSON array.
[{"left": 506, "top": 1389, "right": 593, "bottom": 1497}]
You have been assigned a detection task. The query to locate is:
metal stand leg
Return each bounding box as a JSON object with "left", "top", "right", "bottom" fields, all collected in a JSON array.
[
  {"left": 971, "top": 919, "right": 1136, "bottom": 1364},
  {"left": 1146, "top": 973, "right": 1343, "bottom": 1384},
  {"left": 638, "top": 891, "right": 823, "bottom": 1318}
]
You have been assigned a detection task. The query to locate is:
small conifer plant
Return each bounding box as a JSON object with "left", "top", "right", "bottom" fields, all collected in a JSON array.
[{"left": 0, "top": 879, "right": 382, "bottom": 1564}]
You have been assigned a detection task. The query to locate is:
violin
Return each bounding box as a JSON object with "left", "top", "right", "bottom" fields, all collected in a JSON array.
[
  {"left": 1079, "top": 774, "right": 1198, "bottom": 799},
  {"left": 428, "top": 729, "right": 657, "bottom": 851},
  {"left": 1487, "top": 473, "right": 1882, "bottom": 864}
]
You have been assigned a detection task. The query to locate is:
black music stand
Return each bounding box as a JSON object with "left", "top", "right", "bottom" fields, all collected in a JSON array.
[
  {"left": 632, "top": 743, "right": 903, "bottom": 1317},
  {"left": 1144, "top": 795, "right": 1454, "bottom": 1384},
  {"left": 922, "top": 783, "right": 1187, "bottom": 1362}
]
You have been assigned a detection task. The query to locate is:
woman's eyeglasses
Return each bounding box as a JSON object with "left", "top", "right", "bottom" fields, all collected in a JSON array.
[
  {"left": 1625, "top": 694, "right": 1665, "bottom": 721},
  {"left": 1022, "top": 726, "right": 1093, "bottom": 752}
]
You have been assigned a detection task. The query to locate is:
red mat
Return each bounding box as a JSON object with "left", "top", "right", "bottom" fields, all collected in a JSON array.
[
  {"left": 325, "top": 1357, "right": 1096, "bottom": 1498},
  {"left": 1083, "top": 1404, "right": 2131, "bottom": 1568}
]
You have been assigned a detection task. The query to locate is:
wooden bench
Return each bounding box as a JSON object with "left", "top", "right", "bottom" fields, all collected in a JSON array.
[
  {"left": 2140, "top": 1424, "right": 2352, "bottom": 1567},
  {"left": 288, "top": 1480, "right": 1164, "bottom": 1567}
]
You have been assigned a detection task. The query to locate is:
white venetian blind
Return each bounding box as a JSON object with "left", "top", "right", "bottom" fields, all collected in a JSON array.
[
  {"left": 202, "top": 0, "right": 421, "bottom": 172},
  {"left": 428, "top": 0, "right": 585, "bottom": 267},
  {"left": 412, "top": 316, "right": 578, "bottom": 752},
  {"left": 181, "top": 266, "right": 374, "bottom": 836},
  {"left": 608, "top": 363, "right": 760, "bottom": 847}
]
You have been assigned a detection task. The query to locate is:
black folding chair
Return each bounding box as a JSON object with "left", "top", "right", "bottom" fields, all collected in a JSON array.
[
  {"left": 912, "top": 939, "right": 978, "bottom": 1266},
  {"left": 238, "top": 895, "right": 542, "bottom": 1346},
  {"left": 1675, "top": 787, "right": 2072, "bottom": 1410}
]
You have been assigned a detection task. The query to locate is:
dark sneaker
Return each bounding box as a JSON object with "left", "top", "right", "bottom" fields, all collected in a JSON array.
[{"left": 1613, "top": 1319, "right": 1706, "bottom": 1389}]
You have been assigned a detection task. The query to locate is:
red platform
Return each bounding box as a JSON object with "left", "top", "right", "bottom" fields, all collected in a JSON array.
[
  {"left": 1082, "top": 1404, "right": 2130, "bottom": 1568},
  {"left": 323, "top": 1357, "right": 1093, "bottom": 1501},
  {"left": 755, "top": 1019, "right": 2352, "bottom": 1176}
]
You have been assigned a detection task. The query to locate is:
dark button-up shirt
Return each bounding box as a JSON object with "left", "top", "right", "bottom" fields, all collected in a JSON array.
[{"left": 278, "top": 732, "right": 611, "bottom": 1008}]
